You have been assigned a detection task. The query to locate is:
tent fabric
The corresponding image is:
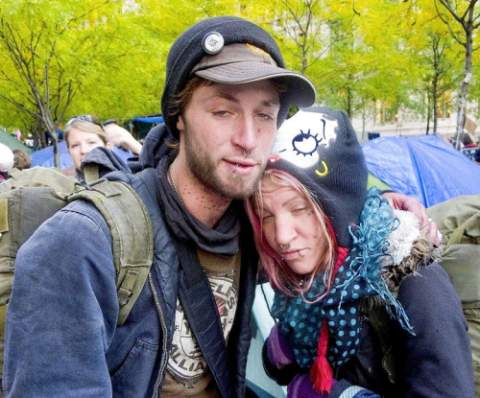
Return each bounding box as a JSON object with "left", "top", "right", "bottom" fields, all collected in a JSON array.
[
  {"left": 0, "top": 132, "right": 32, "bottom": 154},
  {"left": 362, "top": 135, "right": 480, "bottom": 207},
  {"left": 131, "top": 116, "right": 164, "bottom": 124},
  {"left": 130, "top": 116, "right": 164, "bottom": 139},
  {"left": 31, "top": 141, "right": 73, "bottom": 169},
  {"left": 31, "top": 141, "right": 133, "bottom": 169}
]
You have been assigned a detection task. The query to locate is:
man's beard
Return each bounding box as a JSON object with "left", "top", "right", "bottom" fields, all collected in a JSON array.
[{"left": 183, "top": 128, "right": 264, "bottom": 200}]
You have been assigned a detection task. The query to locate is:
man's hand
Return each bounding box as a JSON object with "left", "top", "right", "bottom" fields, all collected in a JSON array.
[
  {"left": 103, "top": 123, "right": 142, "bottom": 155},
  {"left": 382, "top": 192, "right": 441, "bottom": 246}
]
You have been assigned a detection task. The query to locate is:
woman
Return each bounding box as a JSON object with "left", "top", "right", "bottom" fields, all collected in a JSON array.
[
  {"left": 246, "top": 108, "right": 474, "bottom": 398},
  {"left": 64, "top": 116, "right": 109, "bottom": 174},
  {"left": 64, "top": 116, "right": 141, "bottom": 177}
]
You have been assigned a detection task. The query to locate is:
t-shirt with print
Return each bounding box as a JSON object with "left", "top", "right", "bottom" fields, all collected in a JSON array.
[{"left": 160, "top": 249, "right": 241, "bottom": 398}]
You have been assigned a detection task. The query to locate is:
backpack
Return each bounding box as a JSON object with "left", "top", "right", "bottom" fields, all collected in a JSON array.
[
  {"left": 427, "top": 195, "right": 480, "bottom": 397},
  {"left": 0, "top": 166, "right": 154, "bottom": 377}
]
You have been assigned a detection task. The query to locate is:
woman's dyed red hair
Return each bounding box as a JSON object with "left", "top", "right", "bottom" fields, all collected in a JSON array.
[{"left": 246, "top": 169, "right": 337, "bottom": 300}]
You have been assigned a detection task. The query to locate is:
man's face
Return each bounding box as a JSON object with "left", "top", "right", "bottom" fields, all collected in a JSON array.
[{"left": 176, "top": 81, "right": 281, "bottom": 199}]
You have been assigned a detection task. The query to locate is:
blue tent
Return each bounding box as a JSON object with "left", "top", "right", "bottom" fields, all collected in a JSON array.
[
  {"left": 131, "top": 116, "right": 164, "bottom": 124},
  {"left": 31, "top": 141, "right": 133, "bottom": 169},
  {"left": 130, "top": 115, "right": 164, "bottom": 139},
  {"left": 363, "top": 135, "right": 480, "bottom": 207}
]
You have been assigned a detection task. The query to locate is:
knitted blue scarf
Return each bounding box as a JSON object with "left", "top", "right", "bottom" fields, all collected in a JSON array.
[{"left": 272, "top": 188, "right": 414, "bottom": 370}]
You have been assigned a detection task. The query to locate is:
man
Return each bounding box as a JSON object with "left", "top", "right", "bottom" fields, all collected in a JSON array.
[
  {"left": 3, "top": 16, "right": 434, "bottom": 398},
  {"left": 3, "top": 16, "right": 315, "bottom": 398}
]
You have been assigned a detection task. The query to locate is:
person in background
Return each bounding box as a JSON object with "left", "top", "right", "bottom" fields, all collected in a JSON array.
[
  {"left": 246, "top": 108, "right": 474, "bottom": 398},
  {"left": 24, "top": 134, "right": 34, "bottom": 148},
  {"left": 103, "top": 121, "right": 142, "bottom": 156},
  {"left": 13, "top": 129, "right": 21, "bottom": 141},
  {"left": 12, "top": 149, "right": 31, "bottom": 170},
  {"left": 64, "top": 116, "right": 108, "bottom": 173},
  {"left": 63, "top": 115, "right": 108, "bottom": 180},
  {"left": 64, "top": 116, "right": 141, "bottom": 177},
  {"left": 0, "top": 144, "right": 14, "bottom": 182}
]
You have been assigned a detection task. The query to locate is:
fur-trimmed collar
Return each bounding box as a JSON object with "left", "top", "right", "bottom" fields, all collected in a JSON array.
[{"left": 382, "top": 209, "right": 436, "bottom": 293}]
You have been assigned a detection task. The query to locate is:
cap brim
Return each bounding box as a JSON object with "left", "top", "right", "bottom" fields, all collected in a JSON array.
[{"left": 195, "top": 62, "right": 316, "bottom": 108}]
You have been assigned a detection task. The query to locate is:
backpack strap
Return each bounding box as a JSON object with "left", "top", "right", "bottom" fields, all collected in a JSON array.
[
  {"left": 448, "top": 212, "right": 480, "bottom": 245},
  {"left": 69, "top": 176, "right": 154, "bottom": 325},
  {"left": 82, "top": 163, "right": 100, "bottom": 185}
]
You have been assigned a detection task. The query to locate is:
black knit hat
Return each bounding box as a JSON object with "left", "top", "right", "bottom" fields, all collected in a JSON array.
[
  {"left": 161, "top": 16, "right": 316, "bottom": 137},
  {"left": 267, "top": 107, "right": 368, "bottom": 247}
]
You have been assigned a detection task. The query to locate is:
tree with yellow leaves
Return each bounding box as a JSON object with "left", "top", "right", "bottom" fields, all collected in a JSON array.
[{"left": 435, "top": 0, "right": 480, "bottom": 146}]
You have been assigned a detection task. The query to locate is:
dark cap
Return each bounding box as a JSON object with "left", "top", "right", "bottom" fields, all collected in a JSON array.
[
  {"left": 192, "top": 43, "right": 315, "bottom": 107},
  {"left": 161, "top": 16, "right": 316, "bottom": 137},
  {"left": 267, "top": 107, "right": 368, "bottom": 247}
]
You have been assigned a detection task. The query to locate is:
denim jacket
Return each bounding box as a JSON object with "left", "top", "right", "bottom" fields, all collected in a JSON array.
[{"left": 3, "top": 165, "right": 258, "bottom": 397}]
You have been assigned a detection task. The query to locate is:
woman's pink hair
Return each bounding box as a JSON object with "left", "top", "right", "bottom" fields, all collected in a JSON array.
[{"left": 245, "top": 169, "right": 337, "bottom": 300}]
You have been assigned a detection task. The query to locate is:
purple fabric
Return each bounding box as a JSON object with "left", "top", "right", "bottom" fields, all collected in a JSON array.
[
  {"left": 287, "top": 374, "right": 333, "bottom": 398},
  {"left": 266, "top": 324, "right": 295, "bottom": 369}
]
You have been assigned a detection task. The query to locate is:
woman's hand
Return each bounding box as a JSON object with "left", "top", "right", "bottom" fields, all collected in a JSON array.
[
  {"left": 266, "top": 324, "right": 294, "bottom": 369},
  {"left": 287, "top": 374, "right": 332, "bottom": 398},
  {"left": 287, "top": 374, "right": 380, "bottom": 398}
]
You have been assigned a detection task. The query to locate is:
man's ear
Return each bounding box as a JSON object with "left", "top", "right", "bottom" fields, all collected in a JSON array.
[{"left": 176, "top": 115, "right": 185, "bottom": 132}]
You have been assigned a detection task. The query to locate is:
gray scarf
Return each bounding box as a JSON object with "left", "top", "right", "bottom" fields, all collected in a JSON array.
[{"left": 155, "top": 155, "right": 241, "bottom": 256}]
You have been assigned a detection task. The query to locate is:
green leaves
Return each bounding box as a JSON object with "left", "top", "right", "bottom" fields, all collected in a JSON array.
[{"left": 0, "top": 0, "right": 477, "bottom": 142}]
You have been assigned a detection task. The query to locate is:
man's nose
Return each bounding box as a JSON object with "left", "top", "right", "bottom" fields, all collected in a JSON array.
[{"left": 232, "top": 115, "right": 257, "bottom": 154}]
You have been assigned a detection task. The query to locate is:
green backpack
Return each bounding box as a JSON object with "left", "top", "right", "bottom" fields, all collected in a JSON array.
[
  {"left": 428, "top": 195, "right": 480, "bottom": 397},
  {"left": 0, "top": 166, "right": 154, "bottom": 377}
]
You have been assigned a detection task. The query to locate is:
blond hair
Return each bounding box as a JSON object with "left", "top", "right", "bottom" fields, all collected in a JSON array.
[{"left": 64, "top": 120, "right": 107, "bottom": 147}]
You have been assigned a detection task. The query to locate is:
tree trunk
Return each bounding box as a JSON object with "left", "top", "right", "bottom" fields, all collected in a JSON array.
[
  {"left": 345, "top": 85, "right": 353, "bottom": 117},
  {"left": 301, "top": 45, "right": 308, "bottom": 75},
  {"left": 361, "top": 100, "right": 367, "bottom": 142},
  {"left": 432, "top": 74, "right": 439, "bottom": 134},
  {"left": 454, "top": 28, "right": 474, "bottom": 148},
  {"left": 38, "top": 106, "right": 60, "bottom": 167},
  {"left": 426, "top": 91, "right": 431, "bottom": 135}
]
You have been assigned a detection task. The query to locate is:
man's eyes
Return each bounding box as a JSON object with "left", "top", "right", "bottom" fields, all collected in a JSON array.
[
  {"left": 257, "top": 112, "right": 274, "bottom": 121},
  {"left": 210, "top": 110, "right": 275, "bottom": 120},
  {"left": 212, "top": 110, "right": 231, "bottom": 117}
]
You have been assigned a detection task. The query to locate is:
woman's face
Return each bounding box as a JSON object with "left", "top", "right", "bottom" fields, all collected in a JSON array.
[
  {"left": 259, "top": 178, "right": 328, "bottom": 275},
  {"left": 67, "top": 128, "right": 106, "bottom": 170}
]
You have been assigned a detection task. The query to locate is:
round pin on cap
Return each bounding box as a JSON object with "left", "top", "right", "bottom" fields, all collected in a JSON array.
[{"left": 202, "top": 31, "right": 224, "bottom": 55}]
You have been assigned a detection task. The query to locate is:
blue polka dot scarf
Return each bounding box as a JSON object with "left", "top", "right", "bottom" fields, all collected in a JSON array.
[{"left": 272, "top": 189, "right": 414, "bottom": 372}]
